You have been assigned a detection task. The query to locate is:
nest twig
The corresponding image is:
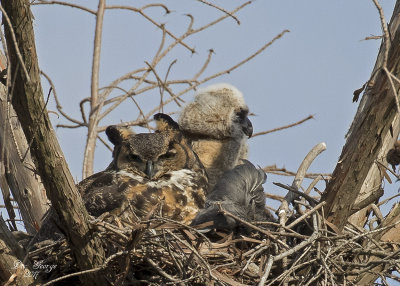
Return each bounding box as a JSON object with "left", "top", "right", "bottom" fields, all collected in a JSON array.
[{"left": 28, "top": 202, "right": 400, "bottom": 285}]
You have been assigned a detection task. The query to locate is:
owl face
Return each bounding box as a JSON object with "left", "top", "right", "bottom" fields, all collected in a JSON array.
[
  {"left": 231, "top": 106, "right": 253, "bottom": 139},
  {"left": 179, "top": 83, "right": 253, "bottom": 140},
  {"left": 106, "top": 114, "right": 203, "bottom": 181},
  {"left": 113, "top": 132, "right": 189, "bottom": 180}
]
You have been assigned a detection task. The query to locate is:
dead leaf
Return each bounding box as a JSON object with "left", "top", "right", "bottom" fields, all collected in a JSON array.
[
  {"left": 353, "top": 83, "right": 366, "bottom": 102},
  {"left": 377, "top": 163, "right": 392, "bottom": 184},
  {"left": 324, "top": 219, "right": 341, "bottom": 234}
]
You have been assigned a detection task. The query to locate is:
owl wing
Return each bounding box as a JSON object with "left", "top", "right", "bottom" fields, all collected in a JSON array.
[
  {"left": 192, "top": 160, "right": 274, "bottom": 231},
  {"left": 80, "top": 170, "right": 207, "bottom": 224},
  {"left": 127, "top": 170, "right": 207, "bottom": 224},
  {"left": 80, "top": 171, "right": 144, "bottom": 219}
]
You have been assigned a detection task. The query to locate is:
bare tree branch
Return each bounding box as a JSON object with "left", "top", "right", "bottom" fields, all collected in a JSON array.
[
  {"left": 322, "top": 0, "right": 400, "bottom": 231},
  {"left": 82, "top": 0, "right": 106, "bottom": 178},
  {"left": 106, "top": 4, "right": 195, "bottom": 54},
  {"left": 195, "top": 0, "right": 241, "bottom": 24},
  {"left": 0, "top": 1, "right": 107, "bottom": 284},
  {"left": 32, "top": 0, "right": 97, "bottom": 14},
  {"left": 253, "top": 115, "right": 314, "bottom": 137},
  {"left": 40, "top": 70, "right": 84, "bottom": 126}
]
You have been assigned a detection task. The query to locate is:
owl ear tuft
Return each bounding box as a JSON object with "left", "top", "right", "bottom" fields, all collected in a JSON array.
[
  {"left": 154, "top": 113, "right": 180, "bottom": 133},
  {"left": 106, "top": 125, "right": 134, "bottom": 146}
]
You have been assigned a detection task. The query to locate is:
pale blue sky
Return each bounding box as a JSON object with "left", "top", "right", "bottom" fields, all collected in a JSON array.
[
  {"left": 1, "top": 1, "right": 398, "bottom": 282},
  {"left": 31, "top": 0, "right": 396, "bottom": 196}
]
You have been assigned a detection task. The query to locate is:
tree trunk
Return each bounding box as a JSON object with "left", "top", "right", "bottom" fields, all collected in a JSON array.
[
  {"left": 0, "top": 242, "right": 33, "bottom": 286},
  {"left": 0, "top": 54, "right": 49, "bottom": 233},
  {"left": 0, "top": 216, "right": 32, "bottom": 285},
  {"left": 0, "top": 216, "right": 24, "bottom": 262},
  {"left": 322, "top": 0, "right": 400, "bottom": 231},
  {"left": 353, "top": 202, "right": 400, "bottom": 284},
  {"left": 0, "top": 1, "right": 107, "bottom": 285}
]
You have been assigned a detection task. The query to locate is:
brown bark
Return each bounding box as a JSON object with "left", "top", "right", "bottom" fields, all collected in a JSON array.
[
  {"left": 0, "top": 1, "right": 107, "bottom": 285},
  {"left": 0, "top": 216, "right": 24, "bottom": 261},
  {"left": 0, "top": 240, "right": 34, "bottom": 286},
  {"left": 0, "top": 73, "right": 49, "bottom": 234},
  {"left": 0, "top": 216, "right": 33, "bottom": 285},
  {"left": 353, "top": 202, "right": 400, "bottom": 284},
  {"left": 322, "top": 0, "right": 400, "bottom": 231}
]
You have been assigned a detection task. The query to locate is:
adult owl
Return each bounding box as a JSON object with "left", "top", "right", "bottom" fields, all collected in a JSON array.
[
  {"left": 179, "top": 83, "right": 253, "bottom": 189},
  {"left": 79, "top": 113, "right": 208, "bottom": 224}
]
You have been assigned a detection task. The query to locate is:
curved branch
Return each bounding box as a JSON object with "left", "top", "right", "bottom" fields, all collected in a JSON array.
[
  {"left": 40, "top": 70, "right": 83, "bottom": 125},
  {"left": 82, "top": 0, "right": 106, "bottom": 178},
  {"left": 106, "top": 5, "right": 195, "bottom": 53},
  {"left": 253, "top": 115, "right": 314, "bottom": 137},
  {"left": 32, "top": 1, "right": 96, "bottom": 14}
]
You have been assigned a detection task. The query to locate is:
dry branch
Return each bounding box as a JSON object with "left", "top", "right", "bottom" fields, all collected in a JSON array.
[
  {"left": 82, "top": 0, "right": 106, "bottom": 178},
  {"left": 253, "top": 115, "right": 314, "bottom": 137},
  {"left": 263, "top": 165, "right": 331, "bottom": 179},
  {"left": 282, "top": 142, "right": 326, "bottom": 206},
  {"left": 322, "top": 0, "right": 400, "bottom": 231},
  {"left": 0, "top": 239, "right": 33, "bottom": 286},
  {"left": 32, "top": 0, "right": 97, "bottom": 14},
  {"left": 27, "top": 198, "right": 400, "bottom": 285},
  {"left": 0, "top": 42, "right": 48, "bottom": 235},
  {"left": 30, "top": 1, "right": 290, "bottom": 182},
  {"left": 0, "top": 1, "right": 108, "bottom": 285}
]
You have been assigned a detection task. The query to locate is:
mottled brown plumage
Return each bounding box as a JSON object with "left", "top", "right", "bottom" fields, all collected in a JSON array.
[{"left": 78, "top": 113, "right": 208, "bottom": 224}]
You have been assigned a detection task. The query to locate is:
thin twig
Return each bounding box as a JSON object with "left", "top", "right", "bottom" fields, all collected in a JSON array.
[
  {"left": 258, "top": 256, "right": 274, "bottom": 286},
  {"left": 145, "top": 257, "right": 179, "bottom": 282},
  {"left": 372, "top": 0, "right": 389, "bottom": 67},
  {"left": 263, "top": 165, "right": 331, "bottom": 179},
  {"left": 286, "top": 201, "right": 326, "bottom": 229},
  {"left": 40, "top": 70, "right": 83, "bottom": 125},
  {"left": 199, "top": 29, "right": 289, "bottom": 85},
  {"left": 195, "top": 0, "right": 241, "bottom": 24},
  {"left": 42, "top": 251, "right": 127, "bottom": 286},
  {"left": 216, "top": 204, "right": 289, "bottom": 249},
  {"left": 0, "top": 3, "right": 31, "bottom": 82},
  {"left": 273, "top": 182, "right": 318, "bottom": 206},
  {"left": 192, "top": 49, "right": 214, "bottom": 81},
  {"left": 372, "top": 0, "right": 400, "bottom": 112},
  {"left": 190, "top": 1, "right": 252, "bottom": 35},
  {"left": 253, "top": 115, "right": 314, "bottom": 137},
  {"left": 32, "top": 0, "right": 97, "bottom": 14},
  {"left": 106, "top": 5, "right": 195, "bottom": 53}
]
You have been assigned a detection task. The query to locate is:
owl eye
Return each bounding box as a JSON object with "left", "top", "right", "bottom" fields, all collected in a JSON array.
[
  {"left": 235, "top": 109, "right": 248, "bottom": 122},
  {"left": 159, "top": 150, "right": 177, "bottom": 160},
  {"left": 127, "top": 153, "right": 142, "bottom": 163}
]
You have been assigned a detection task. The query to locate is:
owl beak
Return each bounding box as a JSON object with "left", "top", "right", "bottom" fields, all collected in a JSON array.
[
  {"left": 145, "top": 160, "right": 154, "bottom": 179},
  {"left": 242, "top": 117, "right": 253, "bottom": 138}
]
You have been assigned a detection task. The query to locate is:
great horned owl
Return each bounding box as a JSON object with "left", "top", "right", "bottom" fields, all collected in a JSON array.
[
  {"left": 79, "top": 113, "right": 208, "bottom": 224},
  {"left": 191, "top": 160, "right": 275, "bottom": 231},
  {"left": 179, "top": 83, "right": 253, "bottom": 189}
]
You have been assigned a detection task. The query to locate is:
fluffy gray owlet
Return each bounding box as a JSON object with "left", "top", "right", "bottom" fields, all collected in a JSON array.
[{"left": 179, "top": 83, "right": 253, "bottom": 190}]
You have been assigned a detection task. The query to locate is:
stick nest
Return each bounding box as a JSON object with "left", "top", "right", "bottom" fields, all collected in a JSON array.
[{"left": 28, "top": 201, "right": 400, "bottom": 286}]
